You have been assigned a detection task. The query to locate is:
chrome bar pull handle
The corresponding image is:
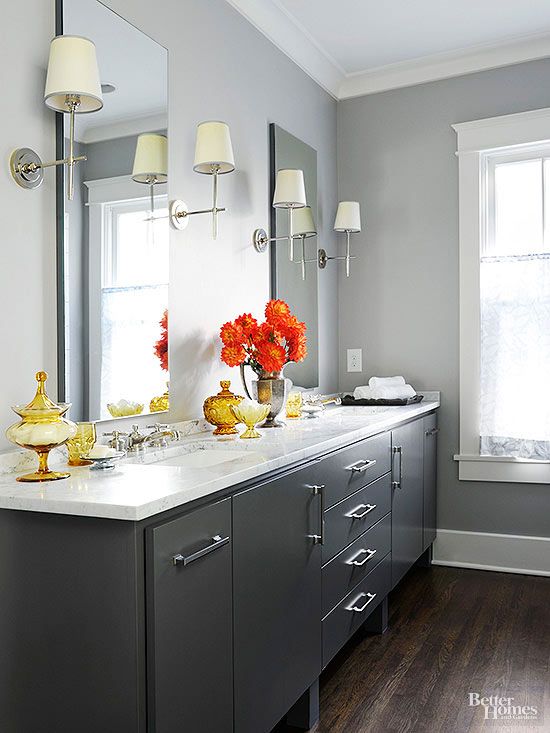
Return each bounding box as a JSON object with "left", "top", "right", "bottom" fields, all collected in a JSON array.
[
  {"left": 346, "top": 459, "right": 377, "bottom": 473},
  {"left": 172, "top": 535, "right": 229, "bottom": 566},
  {"left": 346, "top": 503, "right": 377, "bottom": 519},
  {"left": 392, "top": 445, "right": 402, "bottom": 489},
  {"left": 425, "top": 427, "right": 440, "bottom": 437},
  {"left": 346, "top": 548, "right": 377, "bottom": 567},
  {"left": 346, "top": 591, "right": 377, "bottom": 613},
  {"left": 308, "top": 484, "right": 325, "bottom": 545}
]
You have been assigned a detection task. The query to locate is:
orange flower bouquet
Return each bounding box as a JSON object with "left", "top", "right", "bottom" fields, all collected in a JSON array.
[
  {"left": 154, "top": 309, "right": 169, "bottom": 372},
  {"left": 220, "top": 299, "right": 307, "bottom": 377}
]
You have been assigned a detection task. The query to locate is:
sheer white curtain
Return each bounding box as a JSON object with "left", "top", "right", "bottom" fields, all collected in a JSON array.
[{"left": 480, "top": 255, "right": 550, "bottom": 459}]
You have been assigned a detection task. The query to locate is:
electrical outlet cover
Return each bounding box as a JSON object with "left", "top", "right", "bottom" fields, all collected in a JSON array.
[{"left": 347, "top": 348, "right": 362, "bottom": 372}]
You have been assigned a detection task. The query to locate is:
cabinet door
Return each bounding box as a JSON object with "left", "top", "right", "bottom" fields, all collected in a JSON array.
[
  {"left": 391, "top": 420, "right": 424, "bottom": 588},
  {"left": 423, "top": 413, "right": 438, "bottom": 550},
  {"left": 233, "top": 468, "right": 322, "bottom": 733},
  {"left": 147, "top": 498, "right": 233, "bottom": 733}
]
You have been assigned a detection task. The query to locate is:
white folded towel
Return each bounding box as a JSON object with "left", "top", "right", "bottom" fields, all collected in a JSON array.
[
  {"left": 354, "top": 385, "right": 373, "bottom": 400},
  {"left": 373, "top": 384, "right": 416, "bottom": 400},
  {"left": 369, "top": 376, "right": 405, "bottom": 389},
  {"left": 354, "top": 379, "right": 416, "bottom": 401}
]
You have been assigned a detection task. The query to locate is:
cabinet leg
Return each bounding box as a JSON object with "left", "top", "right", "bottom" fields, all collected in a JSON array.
[
  {"left": 416, "top": 545, "right": 433, "bottom": 568},
  {"left": 286, "top": 679, "right": 319, "bottom": 730},
  {"left": 363, "top": 596, "right": 388, "bottom": 635}
]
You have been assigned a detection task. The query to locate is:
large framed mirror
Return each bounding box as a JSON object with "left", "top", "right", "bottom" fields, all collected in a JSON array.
[
  {"left": 57, "top": 0, "right": 169, "bottom": 422},
  {"left": 270, "top": 124, "right": 319, "bottom": 389}
]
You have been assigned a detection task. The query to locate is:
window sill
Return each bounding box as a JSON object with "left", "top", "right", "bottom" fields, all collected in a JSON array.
[{"left": 454, "top": 454, "right": 550, "bottom": 483}]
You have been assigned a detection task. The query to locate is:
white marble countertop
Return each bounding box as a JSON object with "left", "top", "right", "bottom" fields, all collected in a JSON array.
[{"left": 0, "top": 398, "right": 439, "bottom": 521}]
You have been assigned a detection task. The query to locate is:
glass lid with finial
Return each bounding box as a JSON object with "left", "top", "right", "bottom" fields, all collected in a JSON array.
[{"left": 6, "top": 371, "right": 77, "bottom": 482}]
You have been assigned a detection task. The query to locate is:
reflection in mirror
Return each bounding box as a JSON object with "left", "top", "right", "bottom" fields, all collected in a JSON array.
[
  {"left": 59, "top": 0, "right": 169, "bottom": 421},
  {"left": 270, "top": 124, "right": 319, "bottom": 389}
]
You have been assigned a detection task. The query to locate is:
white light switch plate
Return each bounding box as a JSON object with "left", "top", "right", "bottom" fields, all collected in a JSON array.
[{"left": 347, "top": 348, "right": 362, "bottom": 372}]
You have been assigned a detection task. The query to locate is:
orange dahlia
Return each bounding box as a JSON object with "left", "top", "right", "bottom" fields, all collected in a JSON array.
[
  {"left": 235, "top": 313, "right": 258, "bottom": 338},
  {"left": 220, "top": 320, "right": 244, "bottom": 346},
  {"left": 287, "top": 333, "right": 307, "bottom": 362},
  {"left": 256, "top": 341, "right": 286, "bottom": 373},
  {"left": 265, "top": 299, "right": 291, "bottom": 327},
  {"left": 221, "top": 345, "right": 246, "bottom": 367},
  {"left": 154, "top": 309, "right": 169, "bottom": 372}
]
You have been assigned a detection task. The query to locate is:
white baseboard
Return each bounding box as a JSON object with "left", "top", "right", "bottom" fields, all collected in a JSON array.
[{"left": 433, "top": 529, "right": 550, "bottom": 577}]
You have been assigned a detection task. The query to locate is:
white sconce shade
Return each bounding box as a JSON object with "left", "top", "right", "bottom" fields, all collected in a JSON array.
[
  {"left": 292, "top": 206, "right": 317, "bottom": 237},
  {"left": 132, "top": 133, "right": 168, "bottom": 183},
  {"left": 44, "top": 35, "right": 103, "bottom": 113},
  {"left": 193, "top": 121, "right": 235, "bottom": 174},
  {"left": 273, "top": 169, "right": 307, "bottom": 209},
  {"left": 334, "top": 201, "right": 361, "bottom": 232}
]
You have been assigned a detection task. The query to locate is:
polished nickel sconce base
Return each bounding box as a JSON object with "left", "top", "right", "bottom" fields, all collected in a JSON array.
[
  {"left": 10, "top": 148, "right": 46, "bottom": 190},
  {"left": 253, "top": 228, "right": 269, "bottom": 253},
  {"left": 169, "top": 200, "right": 191, "bottom": 230},
  {"left": 317, "top": 247, "right": 356, "bottom": 276}
]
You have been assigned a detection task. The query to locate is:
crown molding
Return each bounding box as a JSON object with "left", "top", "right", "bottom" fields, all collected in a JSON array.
[
  {"left": 339, "top": 30, "right": 550, "bottom": 98},
  {"left": 224, "top": 0, "right": 343, "bottom": 98},
  {"left": 224, "top": 1, "right": 550, "bottom": 101}
]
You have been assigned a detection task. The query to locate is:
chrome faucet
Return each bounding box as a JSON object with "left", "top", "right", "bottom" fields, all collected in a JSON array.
[{"left": 127, "top": 423, "right": 182, "bottom": 452}]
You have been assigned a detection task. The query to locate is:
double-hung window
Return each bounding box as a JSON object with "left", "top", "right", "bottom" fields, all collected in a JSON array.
[{"left": 454, "top": 108, "right": 550, "bottom": 483}]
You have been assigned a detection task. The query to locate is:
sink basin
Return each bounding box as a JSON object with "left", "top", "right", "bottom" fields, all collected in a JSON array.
[{"left": 155, "top": 449, "right": 253, "bottom": 469}]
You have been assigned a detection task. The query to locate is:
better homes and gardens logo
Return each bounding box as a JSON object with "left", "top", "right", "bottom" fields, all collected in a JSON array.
[{"left": 468, "top": 693, "right": 540, "bottom": 724}]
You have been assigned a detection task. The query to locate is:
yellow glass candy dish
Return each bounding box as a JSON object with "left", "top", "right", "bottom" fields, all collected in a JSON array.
[
  {"left": 203, "top": 381, "right": 244, "bottom": 435},
  {"left": 6, "top": 371, "right": 77, "bottom": 482},
  {"left": 231, "top": 400, "right": 271, "bottom": 439}
]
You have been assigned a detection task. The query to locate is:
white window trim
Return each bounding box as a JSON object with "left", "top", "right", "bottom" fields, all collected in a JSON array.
[{"left": 453, "top": 107, "right": 550, "bottom": 484}]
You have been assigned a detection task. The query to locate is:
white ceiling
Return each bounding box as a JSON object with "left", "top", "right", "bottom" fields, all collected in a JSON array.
[{"left": 226, "top": 0, "right": 550, "bottom": 98}]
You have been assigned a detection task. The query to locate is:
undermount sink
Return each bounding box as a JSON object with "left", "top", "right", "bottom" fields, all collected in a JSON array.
[{"left": 155, "top": 449, "right": 253, "bottom": 469}]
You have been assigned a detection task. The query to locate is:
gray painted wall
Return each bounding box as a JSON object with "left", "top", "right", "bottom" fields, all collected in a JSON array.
[{"left": 338, "top": 59, "right": 550, "bottom": 538}]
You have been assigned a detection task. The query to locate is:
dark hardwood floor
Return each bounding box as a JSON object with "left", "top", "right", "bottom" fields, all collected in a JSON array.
[{"left": 277, "top": 565, "right": 550, "bottom": 733}]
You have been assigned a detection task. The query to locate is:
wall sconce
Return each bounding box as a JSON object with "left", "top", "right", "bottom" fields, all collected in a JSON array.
[
  {"left": 292, "top": 206, "right": 317, "bottom": 281},
  {"left": 170, "top": 121, "right": 234, "bottom": 239},
  {"left": 318, "top": 201, "right": 362, "bottom": 277},
  {"left": 253, "top": 168, "right": 307, "bottom": 260},
  {"left": 10, "top": 35, "right": 103, "bottom": 201},
  {"left": 132, "top": 133, "right": 168, "bottom": 219}
]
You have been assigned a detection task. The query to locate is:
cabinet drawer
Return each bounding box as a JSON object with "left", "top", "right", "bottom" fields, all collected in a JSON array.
[
  {"left": 322, "top": 553, "right": 391, "bottom": 668},
  {"left": 322, "top": 513, "right": 391, "bottom": 617},
  {"left": 309, "top": 431, "right": 391, "bottom": 508},
  {"left": 322, "top": 473, "right": 391, "bottom": 564}
]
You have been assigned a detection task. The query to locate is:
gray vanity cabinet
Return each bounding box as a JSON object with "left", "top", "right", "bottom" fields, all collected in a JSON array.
[
  {"left": 391, "top": 420, "right": 424, "bottom": 588},
  {"left": 423, "top": 414, "right": 438, "bottom": 551},
  {"left": 233, "top": 468, "right": 322, "bottom": 733},
  {"left": 146, "top": 498, "right": 233, "bottom": 733}
]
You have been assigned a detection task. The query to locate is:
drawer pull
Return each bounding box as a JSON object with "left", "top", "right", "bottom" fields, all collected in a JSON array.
[
  {"left": 425, "top": 427, "right": 439, "bottom": 437},
  {"left": 308, "top": 484, "right": 325, "bottom": 545},
  {"left": 345, "top": 503, "right": 377, "bottom": 519},
  {"left": 346, "top": 591, "right": 377, "bottom": 613},
  {"left": 346, "top": 548, "right": 377, "bottom": 566},
  {"left": 346, "top": 459, "right": 377, "bottom": 474},
  {"left": 172, "top": 535, "right": 229, "bottom": 566},
  {"left": 392, "top": 445, "right": 402, "bottom": 489}
]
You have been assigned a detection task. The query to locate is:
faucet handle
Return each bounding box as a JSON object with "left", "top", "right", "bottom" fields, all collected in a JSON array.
[{"left": 102, "top": 430, "right": 128, "bottom": 451}]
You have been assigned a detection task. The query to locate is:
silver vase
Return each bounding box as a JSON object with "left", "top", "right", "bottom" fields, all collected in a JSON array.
[{"left": 240, "top": 365, "right": 287, "bottom": 428}]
